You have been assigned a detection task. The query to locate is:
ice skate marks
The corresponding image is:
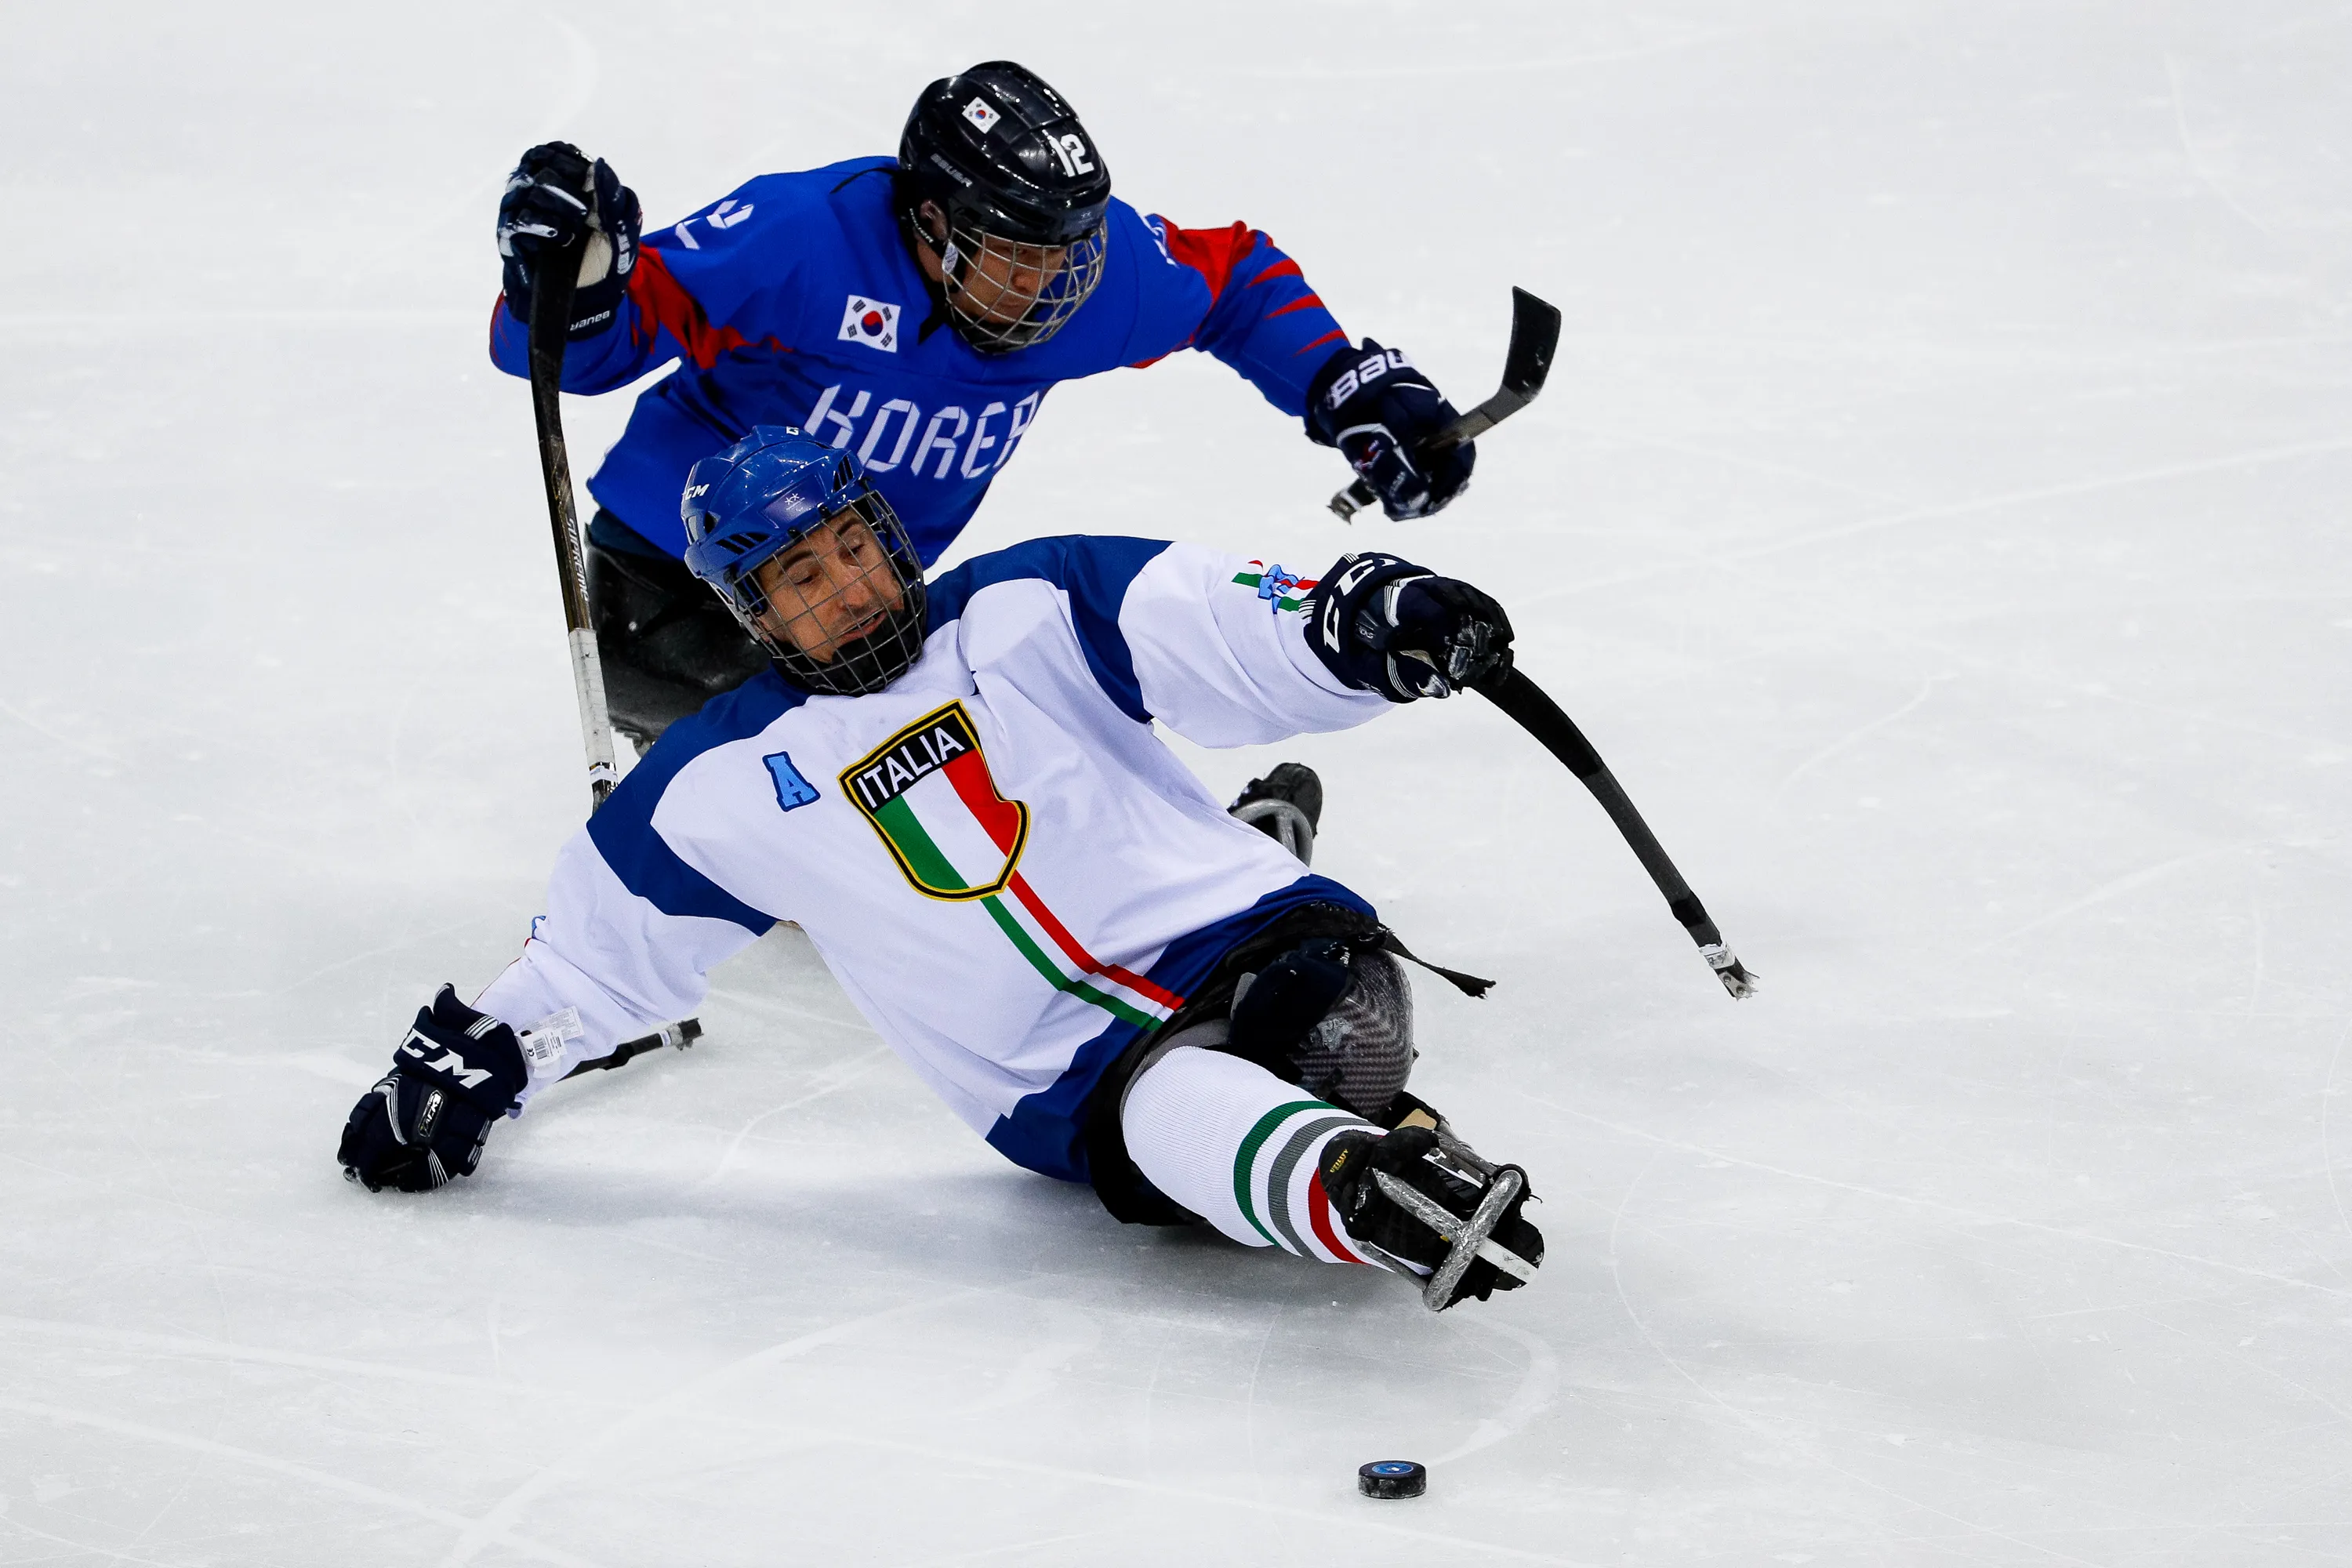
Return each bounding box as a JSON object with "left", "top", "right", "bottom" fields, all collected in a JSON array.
[{"left": 841, "top": 701, "right": 1181, "bottom": 1029}]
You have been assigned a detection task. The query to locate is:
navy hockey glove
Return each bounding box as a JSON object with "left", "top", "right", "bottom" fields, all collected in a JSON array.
[
  {"left": 1302, "top": 551, "right": 1513, "bottom": 702},
  {"left": 337, "top": 986, "right": 528, "bottom": 1193},
  {"left": 1305, "top": 340, "right": 1475, "bottom": 520},
  {"left": 496, "top": 142, "right": 640, "bottom": 339}
]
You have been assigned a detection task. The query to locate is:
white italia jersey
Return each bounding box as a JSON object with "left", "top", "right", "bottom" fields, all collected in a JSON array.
[{"left": 476, "top": 537, "right": 1391, "bottom": 1182}]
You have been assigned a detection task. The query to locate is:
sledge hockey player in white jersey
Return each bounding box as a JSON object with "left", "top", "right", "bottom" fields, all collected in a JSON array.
[{"left": 337, "top": 428, "right": 1541, "bottom": 1310}]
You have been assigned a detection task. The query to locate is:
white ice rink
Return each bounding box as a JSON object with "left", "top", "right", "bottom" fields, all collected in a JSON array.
[{"left": 6, "top": 2, "right": 2352, "bottom": 1563}]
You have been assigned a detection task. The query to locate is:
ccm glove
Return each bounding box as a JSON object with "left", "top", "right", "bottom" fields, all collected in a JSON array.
[
  {"left": 496, "top": 141, "right": 641, "bottom": 339},
  {"left": 1303, "top": 551, "right": 1513, "bottom": 702},
  {"left": 1305, "top": 340, "right": 1475, "bottom": 519},
  {"left": 337, "top": 986, "right": 528, "bottom": 1192}
]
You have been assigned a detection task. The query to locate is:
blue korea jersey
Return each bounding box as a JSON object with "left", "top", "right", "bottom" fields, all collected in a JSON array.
[
  {"left": 488, "top": 158, "right": 1352, "bottom": 564},
  {"left": 472, "top": 538, "right": 1388, "bottom": 1185}
]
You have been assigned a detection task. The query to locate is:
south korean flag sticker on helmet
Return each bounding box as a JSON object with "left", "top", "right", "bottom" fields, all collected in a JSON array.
[
  {"left": 961, "top": 97, "right": 1000, "bottom": 133},
  {"left": 839, "top": 295, "right": 901, "bottom": 354}
]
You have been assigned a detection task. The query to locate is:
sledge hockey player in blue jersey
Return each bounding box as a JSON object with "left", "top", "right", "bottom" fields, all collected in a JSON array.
[
  {"left": 489, "top": 60, "right": 1479, "bottom": 744},
  {"left": 339, "top": 428, "right": 1541, "bottom": 1311}
]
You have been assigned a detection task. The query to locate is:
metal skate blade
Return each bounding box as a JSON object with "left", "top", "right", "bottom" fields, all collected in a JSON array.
[
  {"left": 1372, "top": 1165, "right": 1531, "bottom": 1310},
  {"left": 1475, "top": 1236, "right": 1537, "bottom": 1283}
]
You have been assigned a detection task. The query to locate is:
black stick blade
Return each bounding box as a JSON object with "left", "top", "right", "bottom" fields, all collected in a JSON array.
[
  {"left": 1499, "top": 286, "right": 1562, "bottom": 399},
  {"left": 1429, "top": 288, "right": 1563, "bottom": 450}
]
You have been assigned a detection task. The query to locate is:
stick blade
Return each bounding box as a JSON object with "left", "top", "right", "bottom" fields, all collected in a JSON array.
[
  {"left": 1433, "top": 288, "right": 1564, "bottom": 449},
  {"left": 1500, "top": 287, "right": 1563, "bottom": 399}
]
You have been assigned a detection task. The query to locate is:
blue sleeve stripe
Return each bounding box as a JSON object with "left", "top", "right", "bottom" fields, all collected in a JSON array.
[
  {"left": 924, "top": 536, "right": 1171, "bottom": 724},
  {"left": 586, "top": 668, "right": 803, "bottom": 934}
]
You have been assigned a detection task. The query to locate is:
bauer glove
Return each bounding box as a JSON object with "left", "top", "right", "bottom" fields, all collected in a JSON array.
[
  {"left": 1305, "top": 340, "right": 1475, "bottom": 520},
  {"left": 337, "top": 986, "right": 528, "bottom": 1192},
  {"left": 1302, "top": 550, "right": 1514, "bottom": 702},
  {"left": 496, "top": 141, "right": 641, "bottom": 339}
]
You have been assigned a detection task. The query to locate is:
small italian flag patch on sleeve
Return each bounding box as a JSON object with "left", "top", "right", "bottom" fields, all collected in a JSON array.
[{"left": 1232, "top": 561, "right": 1317, "bottom": 612}]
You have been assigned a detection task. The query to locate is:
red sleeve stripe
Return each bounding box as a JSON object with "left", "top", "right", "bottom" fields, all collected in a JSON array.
[
  {"left": 1248, "top": 257, "right": 1304, "bottom": 288},
  {"left": 1265, "top": 293, "right": 1326, "bottom": 321},
  {"left": 626, "top": 248, "right": 750, "bottom": 369},
  {"left": 1294, "top": 327, "right": 1347, "bottom": 358},
  {"left": 1156, "top": 218, "right": 1258, "bottom": 306}
]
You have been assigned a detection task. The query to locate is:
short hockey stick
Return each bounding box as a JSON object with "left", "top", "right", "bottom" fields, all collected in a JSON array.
[
  {"left": 1473, "top": 664, "right": 1758, "bottom": 999},
  {"left": 524, "top": 230, "right": 622, "bottom": 809},
  {"left": 524, "top": 234, "right": 706, "bottom": 1057},
  {"left": 1328, "top": 288, "right": 1563, "bottom": 522},
  {"left": 559, "top": 1017, "right": 703, "bottom": 1081}
]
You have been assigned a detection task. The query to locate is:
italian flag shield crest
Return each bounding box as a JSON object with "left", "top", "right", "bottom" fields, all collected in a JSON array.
[
  {"left": 841, "top": 702, "right": 1029, "bottom": 900},
  {"left": 840, "top": 702, "right": 1183, "bottom": 1029}
]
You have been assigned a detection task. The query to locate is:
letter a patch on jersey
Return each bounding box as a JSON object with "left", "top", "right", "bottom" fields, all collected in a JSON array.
[
  {"left": 839, "top": 295, "right": 900, "bottom": 353},
  {"left": 764, "top": 751, "right": 820, "bottom": 811},
  {"left": 838, "top": 702, "right": 1182, "bottom": 1030}
]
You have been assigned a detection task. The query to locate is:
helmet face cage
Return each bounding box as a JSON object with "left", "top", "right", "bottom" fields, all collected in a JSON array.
[
  {"left": 935, "top": 211, "right": 1108, "bottom": 354},
  {"left": 717, "top": 485, "right": 930, "bottom": 696}
]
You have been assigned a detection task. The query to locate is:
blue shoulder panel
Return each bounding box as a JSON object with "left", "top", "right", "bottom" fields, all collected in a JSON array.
[
  {"left": 924, "top": 535, "right": 1173, "bottom": 724},
  {"left": 586, "top": 666, "right": 805, "bottom": 935}
]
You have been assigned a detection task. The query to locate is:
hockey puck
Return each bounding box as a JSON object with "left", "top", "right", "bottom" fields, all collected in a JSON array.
[{"left": 1357, "top": 1459, "right": 1427, "bottom": 1500}]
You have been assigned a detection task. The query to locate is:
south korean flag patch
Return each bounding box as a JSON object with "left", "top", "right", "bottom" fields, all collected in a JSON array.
[{"left": 839, "top": 295, "right": 901, "bottom": 354}]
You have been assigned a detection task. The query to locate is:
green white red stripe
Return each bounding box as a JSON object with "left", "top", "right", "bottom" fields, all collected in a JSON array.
[
  {"left": 857, "top": 711, "right": 1182, "bottom": 1030},
  {"left": 1232, "top": 1100, "right": 1377, "bottom": 1265}
]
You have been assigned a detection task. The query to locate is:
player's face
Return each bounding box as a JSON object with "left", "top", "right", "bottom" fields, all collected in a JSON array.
[
  {"left": 953, "top": 234, "right": 1069, "bottom": 325},
  {"left": 916, "top": 202, "right": 1068, "bottom": 325},
  {"left": 750, "top": 509, "right": 905, "bottom": 663}
]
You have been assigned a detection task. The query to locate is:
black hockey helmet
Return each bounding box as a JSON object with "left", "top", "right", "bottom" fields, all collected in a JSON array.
[{"left": 896, "top": 62, "right": 1112, "bottom": 352}]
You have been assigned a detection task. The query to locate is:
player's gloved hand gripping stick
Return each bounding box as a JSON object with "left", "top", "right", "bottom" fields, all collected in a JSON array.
[{"left": 1327, "top": 288, "right": 1562, "bottom": 523}]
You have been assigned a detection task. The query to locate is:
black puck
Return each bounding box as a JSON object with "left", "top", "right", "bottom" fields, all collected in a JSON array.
[{"left": 1357, "top": 1459, "right": 1427, "bottom": 1499}]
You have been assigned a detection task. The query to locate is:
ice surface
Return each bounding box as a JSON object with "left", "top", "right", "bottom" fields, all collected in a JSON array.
[{"left": 5, "top": 2, "right": 2351, "bottom": 1563}]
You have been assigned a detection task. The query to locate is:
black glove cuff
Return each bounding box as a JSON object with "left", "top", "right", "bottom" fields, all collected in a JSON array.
[
  {"left": 1301, "top": 339, "right": 1367, "bottom": 448},
  {"left": 1301, "top": 550, "right": 1435, "bottom": 700},
  {"left": 501, "top": 260, "right": 627, "bottom": 340}
]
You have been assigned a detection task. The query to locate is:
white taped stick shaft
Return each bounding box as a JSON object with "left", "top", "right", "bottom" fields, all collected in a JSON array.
[{"left": 568, "top": 625, "right": 619, "bottom": 800}]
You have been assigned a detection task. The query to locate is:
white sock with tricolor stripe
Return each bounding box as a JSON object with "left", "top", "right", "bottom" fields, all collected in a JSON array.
[{"left": 1121, "top": 1046, "right": 1385, "bottom": 1267}]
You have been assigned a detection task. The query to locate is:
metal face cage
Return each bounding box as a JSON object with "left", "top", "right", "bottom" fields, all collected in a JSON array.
[
  {"left": 720, "top": 489, "right": 931, "bottom": 697},
  {"left": 936, "top": 216, "right": 1109, "bottom": 354}
]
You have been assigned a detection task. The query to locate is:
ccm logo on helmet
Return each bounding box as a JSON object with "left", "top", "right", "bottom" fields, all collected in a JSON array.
[{"left": 1325, "top": 348, "right": 1415, "bottom": 411}]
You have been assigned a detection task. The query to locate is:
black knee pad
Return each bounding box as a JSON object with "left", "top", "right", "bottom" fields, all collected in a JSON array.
[
  {"left": 1230, "top": 938, "right": 1414, "bottom": 1120},
  {"left": 1079, "top": 902, "right": 1465, "bottom": 1226}
]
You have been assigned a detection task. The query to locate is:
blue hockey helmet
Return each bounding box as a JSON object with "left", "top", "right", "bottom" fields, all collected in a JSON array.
[{"left": 681, "top": 426, "right": 929, "bottom": 695}]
